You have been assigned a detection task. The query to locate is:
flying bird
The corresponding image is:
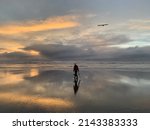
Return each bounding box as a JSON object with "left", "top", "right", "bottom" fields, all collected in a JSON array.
[{"left": 97, "top": 24, "right": 108, "bottom": 26}]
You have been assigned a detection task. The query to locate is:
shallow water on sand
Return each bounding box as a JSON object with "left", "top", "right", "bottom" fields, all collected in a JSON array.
[{"left": 0, "top": 63, "right": 150, "bottom": 112}]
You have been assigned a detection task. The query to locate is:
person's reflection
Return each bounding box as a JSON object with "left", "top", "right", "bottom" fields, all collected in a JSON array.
[{"left": 73, "top": 77, "right": 81, "bottom": 95}]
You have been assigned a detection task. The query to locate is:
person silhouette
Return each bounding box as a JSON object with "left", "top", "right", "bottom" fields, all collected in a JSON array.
[{"left": 73, "top": 63, "right": 79, "bottom": 77}]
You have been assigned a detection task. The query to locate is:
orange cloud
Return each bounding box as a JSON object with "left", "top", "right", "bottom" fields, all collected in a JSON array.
[
  {"left": 0, "top": 41, "right": 40, "bottom": 56},
  {"left": 0, "top": 42, "right": 24, "bottom": 53},
  {"left": 23, "top": 50, "right": 40, "bottom": 56},
  {"left": 0, "top": 16, "right": 79, "bottom": 35}
]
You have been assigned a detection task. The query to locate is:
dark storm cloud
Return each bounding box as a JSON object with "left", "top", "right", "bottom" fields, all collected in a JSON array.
[
  {"left": 1, "top": 41, "right": 150, "bottom": 62},
  {"left": 1, "top": 52, "right": 30, "bottom": 58},
  {"left": 0, "top": 51, "right": 41, "bottom": 63},
  {"left": 0, "top": 52, "right": 34, "bottom": 61},
  {"left": 23, "top": 43, "right": 150, "bottom": 61},
  {"left": 116, "top": 46, "right": 150, "bottom": 61},
  {"left": 95, "top": 46, "right": 150, "bottom": 61},
  {"left": 24, "top": 44, "right": 96, "bottom": 60}
]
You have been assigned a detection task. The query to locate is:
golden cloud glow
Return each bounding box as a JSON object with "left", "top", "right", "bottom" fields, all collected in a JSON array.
[
  {"left": 0, "top": 92, "right": 74, "bottom": 111},
  {"left": 29, "top": 50, "right": 40, "bottom": 55},
  {"left": 0, "top": 42, "right": 25, "bottom": 53},
  {"left": 0, "top": 72, "right": 24, "bottom": 85},
  {"left": 0, "top": 41, "right": 40, "bottom": 56},
  {"left": 0, "top": 16, "right": 79, "bottom": 35}
]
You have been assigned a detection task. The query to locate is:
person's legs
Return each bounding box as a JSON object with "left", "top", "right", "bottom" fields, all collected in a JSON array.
[
  {"left": 74, "top": 71, "right": 78, "bottom": 82},
  {"left": 75, "top": 71, "right": 77, "bottom": 76}
]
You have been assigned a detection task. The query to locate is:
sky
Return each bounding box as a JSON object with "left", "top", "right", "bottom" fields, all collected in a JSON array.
[{"left": 0, "top": 0, "right": 150, "bottom": 62}]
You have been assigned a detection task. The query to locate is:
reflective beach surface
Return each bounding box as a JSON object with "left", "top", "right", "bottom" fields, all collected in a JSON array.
[{"left": 0, "top": 63, "right": 150, "bottom": 113}]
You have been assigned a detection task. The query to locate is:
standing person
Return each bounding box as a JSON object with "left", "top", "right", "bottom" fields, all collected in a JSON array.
[{"left": 73, "top": 63, "right": 79, "bottom": 76}]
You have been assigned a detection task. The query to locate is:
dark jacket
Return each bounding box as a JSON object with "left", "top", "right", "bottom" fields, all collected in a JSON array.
[{"left": 73, "top": 64, "right": 79, "bottom": 72}]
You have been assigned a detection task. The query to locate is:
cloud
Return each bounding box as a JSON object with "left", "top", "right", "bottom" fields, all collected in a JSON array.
[
  {"left": 95, "top": 46, "right": 150, "bottom": 61},
  {"left": 1, "top": 52, "right": 33, "bottom": 58},
  {"left": 0, "top": 41, "right": 40, "bottom": 58},
  {"left": 128, "top": 19, "right": 150, "bottom": 31},
  {"left": 0, "top": 51, "right": 41, "bottom": 63},
  {"left": 22, "top": 43, "right": 150, "bottom": 61},
  {"left": 0, "top": 16, "right": 79, "bottom": 35},
  {"left": 1, "top": 40, "right": 150, "bottom": 62},
  {"left": 103, "top": 35, "right": 132, "bottom": 45},
  {"left": 84, "top": 34, "right": 132, "bottom": 47},
  {"left": 24, "top": 44, "right": 96, "bottom": 60},
  {"left": 0, "top": 41, "right": 25, "bottom": 53},
  {"left": 0, "top": 16, "right": 149, "bottom": 62},
  {"left": 63, "top": 23, "right": 133, "bottom": 48},
  {"left": 115, "top": 46, "right": 150, "bottom": 61}
]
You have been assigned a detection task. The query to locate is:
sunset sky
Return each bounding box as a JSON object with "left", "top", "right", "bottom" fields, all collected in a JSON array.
[{"left": 0, "top": 0, "right": 150, "bottom": 62}]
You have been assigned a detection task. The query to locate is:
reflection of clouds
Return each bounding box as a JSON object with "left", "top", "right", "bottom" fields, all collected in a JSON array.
[
  {"left": 110, "top": 76, "right": 150, "bottom": 87},
  {"left": 33, "top": 85, "right": 46, "bottom": 93},
  {"left": 25, "top": 70, "right": 72, "bottom": 85},
  {"left": 6, "top": 69, "right": 74, "bottom": 99},
  {"left": 0, "top": 92, "right": 74, "bottom": 112},
  {"left": 1, "top": 67, "right": 150, "bottom": 112},
  {"left": 71, "top": 69, "right": 150, "bottom": 112},
  {"left": 0, "top": 72, "right": 24, "bottom": 85},
  {"left": 29, "top": 69, "right": 39, "bottom": 77},
  {"left": 0, "top": 68, "right": 39, "bottom": 86}
]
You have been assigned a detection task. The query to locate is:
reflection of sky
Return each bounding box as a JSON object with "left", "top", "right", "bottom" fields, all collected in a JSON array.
[
  {"left": 0, "top": 72, "right": 24, "bottom": 85},
  {"left": 0, "top": 68, "right": 39, "bottom": 86},
  {"left": 0, "top": 66, "right": 150, "bottom": 112},
  {"left": 111, "top": 76, "right": 150, "bottom": 87}
]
